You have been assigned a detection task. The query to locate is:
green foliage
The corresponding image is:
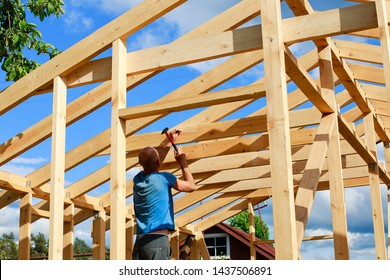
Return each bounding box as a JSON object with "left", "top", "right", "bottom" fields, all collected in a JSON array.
[
  {"left": 30, "top": 232, "right": 48, "bottom": 257},
  {"left": 0, "top": 232, "right": 18, "bottom": 259},
  {"left": 0, "top": 231, "right": 94, "bottom": 259},
  {"left": 229, "top": 210, "right": 270, "bottom": 241},
  {"left": 73, "top": 237, "right": 92, "bottom": 260},
  {"left": 0, "top": 0, "right": 64, "bottom": 81}
]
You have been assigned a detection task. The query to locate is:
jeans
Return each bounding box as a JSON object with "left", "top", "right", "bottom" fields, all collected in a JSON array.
[{"left": 132, "top": 234, "right": 171, "bottom": 260}]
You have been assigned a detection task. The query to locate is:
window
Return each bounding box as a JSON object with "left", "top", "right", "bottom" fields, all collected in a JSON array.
[{"left": 204, "top": 233, "right": 230, "bottom": 259}]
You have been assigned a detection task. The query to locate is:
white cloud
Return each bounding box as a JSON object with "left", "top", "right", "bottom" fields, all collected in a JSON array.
[
  {"left": 345, "top": 187, "right": 366, "bottom": 215},
  {"left": 97, "top": 0, "right": 142, "bottom": 15},
  {"left": 10, "top": 157, "right": 47, "bottom": 165},
  {"left": 128, "top": 22, "right": 172, "bottom": 51},
  {"left": 0, "top": 156, "right": 47, "bottom": 176},
  {"left": 0, "top": 163, "right": 35, "bottom": 176},
  {"left": 288, "top": 41, "right": 316, "bottom": 58},
  {"left": 164, "top": 0, "right": 239, "bottom": 36},
  {"left": 74, "top": 229, "right": 92, "bottom": 241},
  {"left": 187, "top": 57, "right": 228, "bottom": 74},
  {"left": 31, "top": 219, "right": 49, "bottom": 237},
  {"left": 0, "top": 206, "right": 19, "bottom": 236},
  {"left": 63, "top": 11, "right": 94, "bottom": 33}
]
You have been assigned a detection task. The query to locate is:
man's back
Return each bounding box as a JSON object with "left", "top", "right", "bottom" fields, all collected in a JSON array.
[{"left": 133, "top": 171, "right": 176, "bottom": 234}]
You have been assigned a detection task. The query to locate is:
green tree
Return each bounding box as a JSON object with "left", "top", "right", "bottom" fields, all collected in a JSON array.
[
  {"left": 0, "top": 232, "right": 18, "bottom": 259},
  {"left": 73, "top": 237, "right": 92, "bottom": 260},
  {"left": 30, "top": 232, "right": 48, "bottom": 257},
  {"left": 0, "top": 0, "right": 64, "bottom": 81},
  {"left": 229, "top": 210, "right": 270, "bottom": 241}
]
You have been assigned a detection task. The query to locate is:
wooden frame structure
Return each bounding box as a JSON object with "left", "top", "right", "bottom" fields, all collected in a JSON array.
[{"left": 1, "top": 0, "right": 390, "bottom": 260}]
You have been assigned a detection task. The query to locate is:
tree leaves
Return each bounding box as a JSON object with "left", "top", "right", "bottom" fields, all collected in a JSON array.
[
  {"left": 0, "top": 233, "right": 18, "bottom": 260},
  {"left": 0, "top": 0, "right": 64, "bottom": 81},
  {"left": 229, "top": 210, "right": 270, "bottom": 241}
]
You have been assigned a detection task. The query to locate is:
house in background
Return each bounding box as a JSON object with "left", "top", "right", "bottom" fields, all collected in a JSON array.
[{"left": 203, "top": 223, "right": 275, "bottom": 260}]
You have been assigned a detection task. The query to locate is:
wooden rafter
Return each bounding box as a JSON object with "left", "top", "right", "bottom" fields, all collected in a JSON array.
[{"left": 1, "top": 0, "right": 390, "bottom": 261}]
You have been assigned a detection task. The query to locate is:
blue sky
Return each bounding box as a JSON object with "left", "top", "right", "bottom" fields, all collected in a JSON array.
[{"left": 0, "top": 0, "right": 389, "bottom": 260}]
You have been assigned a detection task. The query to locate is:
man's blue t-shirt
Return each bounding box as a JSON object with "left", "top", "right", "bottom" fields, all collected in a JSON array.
[{"left": 133, "top": 171, "right": 177, "bottom": 234}]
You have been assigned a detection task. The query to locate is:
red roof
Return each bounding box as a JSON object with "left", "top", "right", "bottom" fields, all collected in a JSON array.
[{"left": 215, "top": 222, "right": 275, "bottom": 260}]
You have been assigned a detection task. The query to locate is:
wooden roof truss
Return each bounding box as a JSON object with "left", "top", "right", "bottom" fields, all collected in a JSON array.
[{"left": 0, "top": 0, "right": 389, "bottom": 260}]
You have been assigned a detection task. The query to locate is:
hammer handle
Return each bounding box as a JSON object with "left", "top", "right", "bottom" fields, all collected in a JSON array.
[{"left": 165, "top": 132, "right": 178, "bottom": 152}]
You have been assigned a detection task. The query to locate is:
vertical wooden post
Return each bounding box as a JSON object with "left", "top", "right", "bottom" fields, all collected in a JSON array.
[
  {"left": 260, "top": 0, "right": 298, "bottom": 259},
  {"left": 388, "top": 187, "right": 390, "bottom": 260},
  {"left": 170, "top": 227, "right": 180, "bottom": 260},
  {"left": 364, "top": 113, "right": 387, "bottom": 260},
  {"left": 248, "top": 199, "right": 256, "bottom": 260},
  {"left": 110, "top": 38, "right": 127, "bottom": 260},
  {"left": 376, "top": 0, "right": 390, "bottom": 260},
  {"left": 92, "top": 211, "right": 106, "bottom": 260},
  {"left": 126, "top": 217, "right": 135, "bottom": 260},
  {"left": 18, "top": 192, "right": 32, "bottom": 260},
  {"left": 63, "top": 203, "right": 74, "bottom": 260},
  {"left": 375, "top": 0, "right": 390, "bottom": 131},
  {"left": 49, "top": 76, "right": 67, "bottom": 260},
  {"left": 318, "top": 45, "right": 349, "bottom": 259},
  {"left": 383, "top": 141, "right": 390, "bottom": 260},
  {"left": 191, "top": 228, "right": 200, "bottom": 260},
  {"left": 196, "top": 232, "right": 211, "bottom": 260}
]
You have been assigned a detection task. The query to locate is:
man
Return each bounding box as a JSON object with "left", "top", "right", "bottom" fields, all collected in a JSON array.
[{"left": 132, "top": 129, "right": 195, "bottom": 260}]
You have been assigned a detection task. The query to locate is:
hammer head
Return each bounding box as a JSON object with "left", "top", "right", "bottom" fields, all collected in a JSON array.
[{"left": 161, "top": 127, "right": 169, "bottom": 135}]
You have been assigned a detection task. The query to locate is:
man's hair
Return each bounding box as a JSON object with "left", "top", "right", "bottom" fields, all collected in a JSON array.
[{"left": 138, "top": 147, "right": 160, "bottom": 171}]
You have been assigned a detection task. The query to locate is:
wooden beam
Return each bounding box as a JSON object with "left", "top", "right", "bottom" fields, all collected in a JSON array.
[
  {"left": 124, "top": 108, "right": 320, "bottom": 154},
  {"left": 66, "top": 0, "right": 262, "bottom": 88},
  {"left": 284, "top": 47, "right": 334, "bottom": 113},
  {"left": 195, "top": 197, "right": 264, "bottom": 232},
  {"left": 318, "top": 45, "right": 350, "bottom": 260},
  {"left": 48, "top": 76, "right": 67, "bottom": 260},
  {"left": 119, "top": 84, "right": 265, "bottom": 120},
  {"left": 30, "top": 42, "right": 312, "bottom": 210},
  {"left": 126, "top": 218, "right": 135, "bottom": 260},
  {"left": 18, "top": 192, "right": 32, "bottom": 260},
  {"left": 170, "top": 229, "right": 180, "bottom": 260},
  {"left": 284, "top": 3, "right": 378, "bottom": 45},
  {"left": 261, "top": 0, "right": 298, "bottom": 260},
  {"left": 31, "top": 51, "right": 265, "bottom": 227},
  {"left": 0, "top": 0, "right": 186, "bottom": 115},
  {"left": 63, "top": 204, "right": 74, "bottom": 260},
  {"left": 295, "top": 113, "right": 336, "bottom": 247},
  {"left": 376, "top": 0, "right": 390, "bottom": 138},
  {"left": 68, "top": 25, "right": 263, "bottom": 84},
  {"left": 196, "top": 232, "right": 211, "bottom": 260},
  {"left": 285, "top": 0, "right": 315, "bottom": 15},
  {"left": 27, "top": 51, "right": 263, "bottom": 190},
  {"left": 110, "top": 38, "right": 127, "bottom": 260},
  {"left": 0, "top": 80, "right": 113, "bottom": 166},
  {"left": 330, "top": 42, "right": 373, "bottom": 114},
  {"left": 0, "top": 0, "right": 260, "bottom": 170},
  {"left": 248, "top": 199, "right": 256, "bottom": 260},
  {"left": 334, "top": 39, "right": 382, "bottom": 64},
  {"left": 364, "top": 113, "right": 387, "bottom": 259},
  {"left": 348, "top": 63, "right": 384, "bottom": 84},
  {"left": 67, "top": 3, "right": 380, "bottom": 87},
  {"left": 384, "top": 141, "right": 390, "bottom": 260},
  {"left": 92, "top": 211, "right": 106, "bottom": 260},
  {"left": 176, "top": 190, "right": 257, "bottom": 227}
]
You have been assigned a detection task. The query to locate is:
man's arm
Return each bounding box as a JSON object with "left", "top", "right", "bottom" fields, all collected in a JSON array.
[
  {"left": 157, "top": 129, "right": 181, "bottom": 163},
  {"left": 173, "top": 148, "right": 195, "bottom": 193}
]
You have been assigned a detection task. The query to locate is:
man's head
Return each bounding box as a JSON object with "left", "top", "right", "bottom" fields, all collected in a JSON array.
[{"left": 138, "top": 147, "right": 160, "bottom": 173}]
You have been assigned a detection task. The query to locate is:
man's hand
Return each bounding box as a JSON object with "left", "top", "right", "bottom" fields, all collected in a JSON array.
[
  {"left": 169, "top": 128, "right": 182, "bottom": 143},
  {"left": 174, "top": 147, "right": 189, "bottom": 168},
  {"left": 173, "top": 147, "right": 195, "bottom": 193}
]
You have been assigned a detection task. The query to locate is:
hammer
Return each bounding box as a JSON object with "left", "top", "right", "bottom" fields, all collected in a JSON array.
[{"left": 161, "top": 127, "right": 178, "bottom": 152}]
